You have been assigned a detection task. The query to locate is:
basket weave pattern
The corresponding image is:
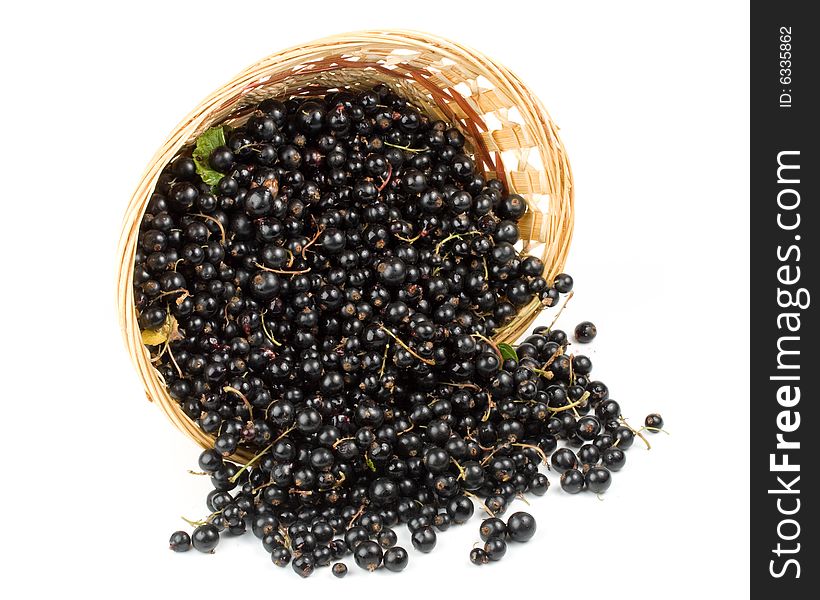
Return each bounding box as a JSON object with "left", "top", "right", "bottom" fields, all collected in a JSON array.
[{"left": 116, "top": 30, "right": 574, "bottom": 456}]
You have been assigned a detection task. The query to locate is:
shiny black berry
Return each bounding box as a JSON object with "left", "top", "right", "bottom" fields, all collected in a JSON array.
[
  {"left": 479, "top": 517, "right": 507, "bottom": 542},
  {"left": 470, "top": 547, "right": 489, "bottom": 565},
  {"left": 550, "top": 448, "right": 578, "bottom": 472},
  {"left": 271, "top": 546, "right": 291, "bottom": 567},
  {"left": 574, "top": 321, "right": 597, "bottom": 343},
  {"left": 560, "top": 469, "right": 585, "bottom": 494},
  {"left": 353, "top": 540, "right": 383, "bottom": 572},
  {"left": 383, "top": 546, "right": 409, "bottom": 572},
  {"left": 506, "top": 512, "right": 536, "bottom": 542},
  {"left": 484, "top": 537, "right": 507, "bottom": 561},
  {"left": 602, "top": 446, "right": 626, "bottom": 471},
  {"left": 553, "top": 273, "right": 573, "bottom": 293},
  {"left": 585, "top": 466, "right": 612, "bottom": 493},
  {"left": 292, "top": 554, "right": 315, "bottom": 578},
  {"left": 411, "top": 527, "right": 437, "bottom": 553},
  {"left": 377, "top": 528, "right": 398, "bottom": 549},
  {"left": 191, "top": 524, "right": 220, "bottom": 553},
  {"left": 645, "top": 413, "right": 664, "bottom": 431},
  {"left": 169, "top": 531, "right": 191, "bottom": 552}
]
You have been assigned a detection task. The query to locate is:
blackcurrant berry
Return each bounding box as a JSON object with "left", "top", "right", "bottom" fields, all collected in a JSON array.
[
  {"left": 383, "top": 546, "right": 409, "bottom": 572},
  {"left": 291, "top": 554, "right": 315, "bottom": 578},
  {"left": 506, "top": 512, "right": 536, "bottom": 542},
  {"left": 560, "top": 469, "right": 585, "bottom": 494},
  {"left": 470, "top": 547, "right": 489, "bottom": 565},
  {"left": 271, "top": 546, "right": 291, "bottom": 567},
  {"left": 191, "top": 523, "right": 220, "bottom": 553},
  {"left": 645, "top": 413, "right": 664, "bottom": 431},
  {"left": 169, "top": 531, "right": 191, "bottom": 552},
  {"left": 377, "top": 528, "right": 398, "bottom": 549},
  {"left": 353, "top": 540, "right": 383, "bottom": 572},
  {"left": 479, "top": 517, "right": 507, "bottom": 542},
  {"left": 553, "top": 273, "right": 573, "bottom": 293},
  {"left": 585, "top": 466, "right": 612, "bottom": 493},
  {"left": 484, "top": 537, "right": 507, "bottom": 561},
  {"left": 528, "top": 472, "right": 550, "bottom": 495},
  {"left": 411, "top": 526, "right": 437, "bottom": 553},
  {"left": 550, "top": 448, "right": 578, "bottom": 473},
  {"left": 574, "top": 321, "right": 597, "bottom": 343},
  {"left": 602, "top": 447, "right": 626, "bottom": 471}
]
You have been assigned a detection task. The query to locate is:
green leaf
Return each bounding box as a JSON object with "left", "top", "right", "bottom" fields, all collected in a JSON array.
[
  {"left": 141, "top": 315, "right": 178, "bottom": 346},
  {"left": 498, "top": 343, "right": 518, "bottom": 363},
  {"left": 192, "top": 126, "right": 227, "bottom": 188}
]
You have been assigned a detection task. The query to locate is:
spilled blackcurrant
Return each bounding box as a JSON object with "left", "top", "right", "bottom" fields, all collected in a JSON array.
[
  {"left": 169, "top": 531, "right": 191, "bottom": 552},
  {"left": 143, "top": 85, "right": 663, "bottom": 578},
  {"left": 574, "top": 320, "right": 597, "bottom": 343},
  {"left": 645, "top": 413, "right": 664, "bottom": 431},
  {"left": 506, "top": 512, "right": 536, "bottom": 542}
]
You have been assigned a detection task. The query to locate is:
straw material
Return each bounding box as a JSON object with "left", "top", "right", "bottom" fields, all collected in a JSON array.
[{"left": 116, "top": 30, "right": 574, "bottom": 458}]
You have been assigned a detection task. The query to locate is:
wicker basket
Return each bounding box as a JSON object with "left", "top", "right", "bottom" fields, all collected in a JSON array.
[{"left": 116, "top": 30, "right": 574, "bottom": 458}]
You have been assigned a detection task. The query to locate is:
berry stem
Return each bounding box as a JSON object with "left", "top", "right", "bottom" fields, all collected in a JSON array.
[
  {"left": 223, "top": 385, "right": 253, "bottom": 415},
  {"left": 228, "top": 425, "right": 296, "bottom": 483},
  {"left": 377, "top": 325, "right": 435, "bottom": 365},
  {"left": 150, "top": 343, "right": 169, "bottom": 363},
  {"left": 434, "top": 231, "right": 480, "bottom": 256},
  {"left": 181, "top": 510, "right": 221, "bottom": 528},
  {"left": 619, "top": 416, "right": 652, "bottom": 450},
  {"left": 252, "top": 480, "right": 277, "bottom": 493},
  {"left": 383, "top": 141, "right": 428, "bottom": 153},
  {"left": 149, "top": 288, "right": 191, "bottom": 305},
  {"left": 379, "top": 341, "right": 390, "bottom": 377},
  {"left": 301, "top": 224, "right": 326, "bottom": 259},
  {"left": 450, "top": 457, "right": 467, "bottom": 480},
  {"left": 167, "top": 342, "right": 184, "bottom": 379},
  {"left": 347, "top": 502, "right": 369, "bottom": 528},
  {"left": 510, "top": 442, "right": 549, "bottom": 465},
  {"left": 541, "top": 346, "right": 564, "bottom": 370},
  {"left": 377, "top": 162, "right": 393, "bottom": 192},
  {"left": 253, "top": 261, "right": 311, "bottom": 276},
  {"left": 397, "top": 423, "right": 415, "bottom": 435},
  {"left": 471, "top": 332, "right": 502, "bottom": 364},
  {"left": 548, "top": 391, "right": 590, "bottom": 413},
  {"left": 515, "top": 492, "right": 531, "bottom": 506},
  {"left": 480, "top": 441, "right": 512, "bottom": 466},
  {"left": 546, "top": 290, "right": 574, "bottom": 332},
  {"left": 481, "top": 392, "right": 496, "bottom": 422},
  {"left": 277, "top": 526, "right": 292, "bottom": 550},
  {"left": 463, "top": 491, "right": 496, "bottom": 518},
  {"left": 529, "top": 367, "right": 554, "bottom": 380},
  {"left": 192, "top": 213, "right": 227, "bottom": 244},
  {"left": 394, "top": 231, "right": 424, "bottom": 244},
  {"left": 260, "top": 310, "right": 282, "bottom": 346},
  {"left": 441, "top": 381, "right": 482, "bottom": 391}
]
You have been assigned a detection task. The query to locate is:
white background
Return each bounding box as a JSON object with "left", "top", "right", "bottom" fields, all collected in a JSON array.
[{"left": 3, "top": 1, "right": 749, "bottom": 598}]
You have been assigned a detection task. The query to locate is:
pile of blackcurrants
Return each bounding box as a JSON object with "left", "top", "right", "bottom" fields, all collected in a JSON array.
[{"left": 134, "top": 85, "right": 664, "bottom": 576}]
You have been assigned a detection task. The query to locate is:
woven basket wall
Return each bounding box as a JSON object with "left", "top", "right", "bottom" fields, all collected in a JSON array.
[{"left": 116, "top": 30, "right": 574, "bottom": 457}]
